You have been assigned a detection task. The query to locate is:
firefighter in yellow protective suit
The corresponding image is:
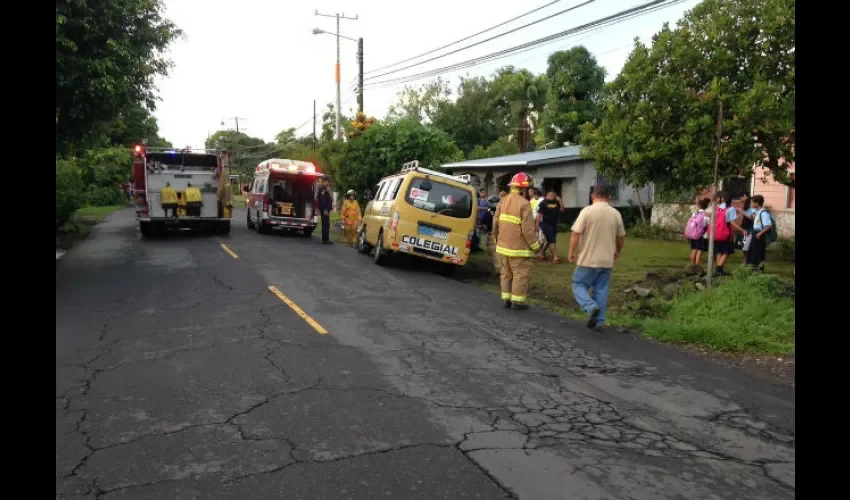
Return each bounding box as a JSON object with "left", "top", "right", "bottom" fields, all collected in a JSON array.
[
  {"left": 492, "top": 172, "right": 540, "bottom": 310},
  {"left": 160, "top": 182, "right": 178, "bottom": 217},
  {"left": 176, "top": 192, "right": 187, "bottom": 217},
  {"left": 341, "top": 189, "right": 362, "bottom": 246},
  {"left": 183, "top": 183, "right": 203, "bottom": 217}
]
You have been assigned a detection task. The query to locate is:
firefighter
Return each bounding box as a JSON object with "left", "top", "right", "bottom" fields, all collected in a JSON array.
[
  {"left": 341, "top": 190, "right": 362, "bottom": 247},
  {"left": 184, "top": 182, "right": 203, "bottom": 217},
  {"left": 160, "top": 182, "right": 178, "bottom": 217},
  {"left": 492, "top": 172, "right": 540, "bottom": 310}
]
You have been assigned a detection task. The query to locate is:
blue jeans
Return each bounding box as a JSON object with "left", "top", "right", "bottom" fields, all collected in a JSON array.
[{"left": 572, "top": 266, "right": 612, "bottom": 326}]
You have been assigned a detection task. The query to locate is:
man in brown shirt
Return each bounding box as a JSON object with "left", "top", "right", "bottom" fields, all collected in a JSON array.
[{"left": 568, "top": 184, "right": 626, "bottom": 331}]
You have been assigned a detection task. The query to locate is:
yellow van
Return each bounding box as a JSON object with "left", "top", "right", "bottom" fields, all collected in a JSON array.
[{"left": 357, "top": 160, "right": 478, "bottom": 273}]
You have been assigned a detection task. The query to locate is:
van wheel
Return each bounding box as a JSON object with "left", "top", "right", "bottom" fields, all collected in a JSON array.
[
  {"left": 257, "top": 213, "right": 270, "bottom": 234},
  {"left": 437, "top": 263, "right": 456, "bottom": 277},
  {"left": 373, "top": 231, "right": 387, "bottom": 266},
  {"left": 301, "top": 228, "right": 314, "bottom": 237},
  {"left": 358, "top": 227, "right": 371, "bottom": 254},
  {"left": 246, "top": 211, "right": 255, "bottom": 229}
]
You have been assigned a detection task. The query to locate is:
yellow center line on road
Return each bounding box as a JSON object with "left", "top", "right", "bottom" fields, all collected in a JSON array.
[
  {"left": 220, "top": 244, "right": 239, "bottom": 259},
  {"left": 268, "top": 286, "right": 329, "bottom": 335}
]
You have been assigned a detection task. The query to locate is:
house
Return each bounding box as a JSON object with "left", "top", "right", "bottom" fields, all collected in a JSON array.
[
  {"left": 651, "top": 160, "right": 795, "bottom": 239},
  {"left": 441, "top": 146, "right": 653, "bottom": 209}
]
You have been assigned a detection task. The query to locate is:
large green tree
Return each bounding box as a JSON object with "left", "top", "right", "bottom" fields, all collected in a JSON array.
[
  {"left": 335, "top": 119, "right": 463, "bottom": 197},
  {"left": 491, "top": 67, "right": 548, "bottom": 152},
  {"left": 56, "top": 0, "right": 181, "bottom": 154},
  {"left": 432, "top": 76, "right": 510, "bottom": 157},
  {"left": 539, "top": 46, "right": 605, "bottom": 147},
  {"left": 387, "top": 79, "right": 452, "bottom": 124},
  {"left": 582, "top": 0, "right": 795, "bottom": 200}
]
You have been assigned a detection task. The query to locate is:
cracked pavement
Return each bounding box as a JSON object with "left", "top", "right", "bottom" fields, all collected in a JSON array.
[{"left": 56, "top": 208, "right": 795, "bottom": 499}]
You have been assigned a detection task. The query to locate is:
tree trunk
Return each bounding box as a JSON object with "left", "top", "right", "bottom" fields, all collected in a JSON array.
[{"left": 635, "top": 186, "right": 647, "bottom": 225}]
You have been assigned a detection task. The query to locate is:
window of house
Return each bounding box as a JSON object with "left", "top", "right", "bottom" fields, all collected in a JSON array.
[{"left": 595, "top": 174, "right": 620, "bottom": 200}]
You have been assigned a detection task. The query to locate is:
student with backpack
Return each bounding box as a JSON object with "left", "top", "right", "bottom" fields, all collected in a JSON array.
[
  {"left": 712, "top": 192, "right": 744, "bottom": 276},
  {"left": 685, "top": 198, "right": 711, "bottom": 265},
  {"left": 745, "top": 195, "right": 774, "bottom": 269}
]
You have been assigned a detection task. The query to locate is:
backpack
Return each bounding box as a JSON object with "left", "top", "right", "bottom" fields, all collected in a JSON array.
[
  {"left": 714, "top": 206, "right": 731, "bottom": 241},
  {"left": 759, "top": 209, "right": 778, "bottom": 243},
  {"left": 684, "top": 211, "right": 707, "bottom": 240}
]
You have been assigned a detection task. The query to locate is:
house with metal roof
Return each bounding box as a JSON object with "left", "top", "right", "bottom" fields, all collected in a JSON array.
[{"left": 441, "top": 146, "right": 653, "bottom": 208}]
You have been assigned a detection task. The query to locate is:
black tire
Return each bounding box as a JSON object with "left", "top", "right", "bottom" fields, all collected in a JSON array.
[
  {"left": 302, "top": 227, "right": 314, "bottom": 237},
  {"left": 257, "top": 213, "right": 270, "bottom": 234},
  {"left": 218, "top": 222, "right": 231, "bottom": 234},
  {"left": 357, "top": 227, "right": 371, "bottom": 254},
  {"left": 140, "top": 221, "right": 151, "bottom": 237},
  {"left": 246, "top": 211, "right": 255, "bottom": 229},
  {"left": 373, "top": 231, "right": 387, "bottom": 266}
]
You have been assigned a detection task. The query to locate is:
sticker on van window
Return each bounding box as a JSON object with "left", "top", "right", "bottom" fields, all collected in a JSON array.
[
  {"left": 410, "top": 188, "right": 429, "bottom": 201},
  {"left": 413, "top": 199, "right": 435, "bottom": 210}
]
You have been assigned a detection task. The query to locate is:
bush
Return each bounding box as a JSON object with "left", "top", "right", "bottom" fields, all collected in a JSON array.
[
  {"left": 83, "top": 185, "right": 124, "bottom": 207},
  {"left": 640, "top": 272, "right": 795, "bottom": 354},
  {"left": 56, "top": 157, "right": 85, "bottom": 228},
  {"left": 628, "top": 223, "right": 672, "bottom": 240},
  {"left": 773, "top": 237, "right": 795, "bottom": 262}
]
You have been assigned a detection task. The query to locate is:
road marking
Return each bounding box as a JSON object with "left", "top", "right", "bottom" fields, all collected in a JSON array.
[
  {"left": 220, "top": 244, "right": 239, "bottom": 259},
  {"left": 268, "top": 286, "right": 328, "bottom": 335}
]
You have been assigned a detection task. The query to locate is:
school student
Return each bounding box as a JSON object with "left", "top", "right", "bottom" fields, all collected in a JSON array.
[
  {"left": 686, "top": 198, "right": 710, "bottom": 265},
  {"left": 745, "top": 195, "right": 773, "bottom": 269},
  {"left": 711, "top": 192, "right": 744, "bottom": 276}
]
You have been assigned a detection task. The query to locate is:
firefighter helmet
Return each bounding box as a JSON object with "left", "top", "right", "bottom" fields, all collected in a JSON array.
[
  {"left": 346, "top": 189, "right": 356, "bottom": 197},
  {"left": 508, "top": 172, "right": 531, "bottom": 188}
]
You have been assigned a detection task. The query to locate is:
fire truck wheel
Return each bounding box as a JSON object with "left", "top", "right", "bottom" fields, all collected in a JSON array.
[
  {"left": 218, "top": 222, "right": 231, "bottom": 234},
  {"left": 139, "top": 222, "right": 151, "bottom": 237}
]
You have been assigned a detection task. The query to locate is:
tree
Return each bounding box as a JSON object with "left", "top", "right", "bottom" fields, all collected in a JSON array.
[
  {"left": 207, "top": 130, "right": 274, "bottom": 179},
  {"left": 431, "top": 76, "right": 510, "bottom": 156},
  {"left": 468, "top": 137, "right": 520, "bottom": 160},
  {"left": 348, "top": 112, "right": 377, "bottom": 139},
  {"left": 105, "top": 103, "right": 172, "bottom": 149},
  {"left": 581, "top": 0, "right": 795, "bottom": 204},
  {"left": 387, "top": 79, "right": 452, "bottom": 124},
  {"left": 539, "top": 47, "right": 605, "bottom": 147},
  {"left": 491, "top": 67, "right": 548, "bottom": 152},
  {"left": 335, "top": 119, "right": 463, "bottom": 197},
  {"left": 321, "top": 103, "right": 353, "bottom": 141},
  {"left": 56, "top": 0, "right": 181, "bottom": 154}
]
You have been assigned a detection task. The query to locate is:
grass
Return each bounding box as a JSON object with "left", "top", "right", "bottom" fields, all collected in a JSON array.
[
  {"left": 57, "top": 205, "right": 125, "bottom": 250},
  {"left": 454, "top": 229, "right": 795, "bottom": 355},
  {"left": 640, "top": 271, "right": 795, "bottom": 354},
  {"left": 231, "top": 194, "right": 247, "bottom": 208}
]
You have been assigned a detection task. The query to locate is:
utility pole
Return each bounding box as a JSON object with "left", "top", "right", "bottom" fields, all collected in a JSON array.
[
  {"left": 313, "top": 99, "right": 317, "bottom": 151},
  {"left": 315, "top": 10, "right": 358, "bottom": 140},
  {"left": 706, "top": 99, "right": 723, "bottom": 289},
  {"left": 357, "top": 37, "right": 364, "bottom": 113}
]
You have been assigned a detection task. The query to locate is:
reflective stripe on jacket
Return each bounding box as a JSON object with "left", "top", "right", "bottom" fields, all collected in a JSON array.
[{"left": 492, "top": 191, "right": 540, "bottom": 258}]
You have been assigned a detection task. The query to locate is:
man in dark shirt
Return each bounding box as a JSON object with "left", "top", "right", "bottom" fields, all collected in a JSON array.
[
  {"left": 317, "top": 177, "right": 334, "bottom": 245},
  {"left": 536, "top": 190, "right": 563, "bottom": 263}
]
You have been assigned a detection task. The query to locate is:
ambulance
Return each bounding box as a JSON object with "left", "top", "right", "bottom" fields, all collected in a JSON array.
[{"left": 247, "top": 159, "right": 324, "bottom": 236}]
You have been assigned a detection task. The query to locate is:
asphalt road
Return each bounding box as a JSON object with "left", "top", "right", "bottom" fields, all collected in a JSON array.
[{"left": 57, "top": 208, "right": 795, "bottom": 500}]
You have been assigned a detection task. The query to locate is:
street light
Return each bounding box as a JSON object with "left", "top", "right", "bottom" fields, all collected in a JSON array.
[{"left": 313, "top": 10, "right": 359, "bottom": 141}]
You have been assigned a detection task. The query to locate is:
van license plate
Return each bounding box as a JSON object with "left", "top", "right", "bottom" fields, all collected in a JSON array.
[{"left": 418, "top": 226, "right": 448, "bottom": 240}]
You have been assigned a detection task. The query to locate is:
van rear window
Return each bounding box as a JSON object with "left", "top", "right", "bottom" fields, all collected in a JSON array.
[{"left": 404, "top": 177, "right": 472, "bottom": 219}]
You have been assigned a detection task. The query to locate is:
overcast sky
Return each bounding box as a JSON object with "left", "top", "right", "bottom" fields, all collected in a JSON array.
[{"left": 153, "top": 0, "right": 700, "bottom": 149}]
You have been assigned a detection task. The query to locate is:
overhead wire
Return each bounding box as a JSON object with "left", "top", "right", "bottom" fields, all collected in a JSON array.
[
  {"left": 364, "top": 0, "right": 596, "bottom": 82},
  {"left": 363, "top": 0, "right": 689, "bottom": 89},
  {"left": 364, "top": 0, "right": 564, "bottom": 75}
]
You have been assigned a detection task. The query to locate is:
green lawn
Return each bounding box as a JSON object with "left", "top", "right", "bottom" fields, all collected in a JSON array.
[
  {"left": 231, "top": 194, "right": 247, "bottom": 208},
  {"left": 73, "top": 205, "right": 125, "bottom": 220},
  {"left": 454, "top": 230, "right": 795, "bottom": 355}
]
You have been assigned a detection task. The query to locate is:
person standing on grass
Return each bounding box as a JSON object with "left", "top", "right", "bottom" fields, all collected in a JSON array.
[
  {"left": 317, "top": 177, "right": 334, "bottom": 245},
  {"left": 745, "top": 195, "right": 773, "bottom": 270},
  {"left": 568, "top": 184, "right": 625, "bottom": 331},
  {"left": 536, "top": 190, "right": 563, "bottom": 263},
  {"left": 738, "top": 192, "right": 755, "bottom": 260},
  {"left": 686, "top": 198, "right": 710, "bottom": 266},
  {"left": 712, "top": 191, "right": 743, "bottom": 276}
]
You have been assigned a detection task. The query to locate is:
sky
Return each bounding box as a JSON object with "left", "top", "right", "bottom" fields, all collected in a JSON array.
[{"left": 153, "top": 0, "right": 701, "bottom": 149}]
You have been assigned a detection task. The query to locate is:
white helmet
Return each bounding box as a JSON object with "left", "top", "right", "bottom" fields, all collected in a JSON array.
[{"left": 346, "top": 189, "right": 356, "bottom": 197}]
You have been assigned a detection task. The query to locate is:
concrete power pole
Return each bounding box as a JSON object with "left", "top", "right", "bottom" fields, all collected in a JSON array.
[
  {"left": 315, "top": 10, "right": 358, "bottom": 140},
  {"left": 357, "top": 37, "right": 364, "bottom": 113}
]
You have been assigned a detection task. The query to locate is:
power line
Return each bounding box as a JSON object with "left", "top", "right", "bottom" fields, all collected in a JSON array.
[
  {"left": 364, "top": 0, "right": 564, "bottom": 76},
  {"left": 364, "top": 0, "right": 688, "bottom": 89},
  {"left": 364, "top": 0, "right": 595, "bottom": 82}
]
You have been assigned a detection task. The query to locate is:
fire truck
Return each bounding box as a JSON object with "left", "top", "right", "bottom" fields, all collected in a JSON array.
[{"left": 132, "top": 142, "right": 233, "bottom": 236}]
